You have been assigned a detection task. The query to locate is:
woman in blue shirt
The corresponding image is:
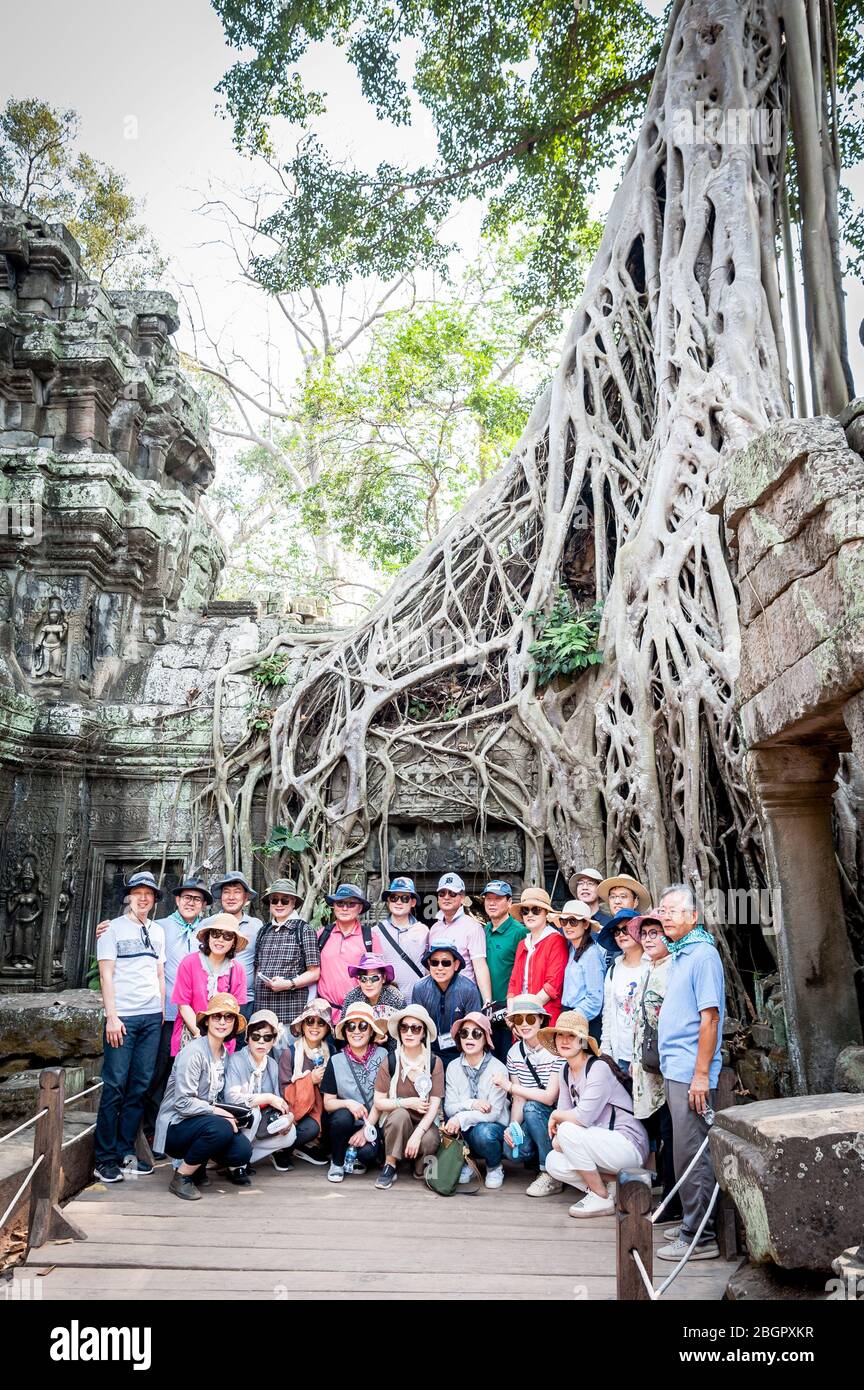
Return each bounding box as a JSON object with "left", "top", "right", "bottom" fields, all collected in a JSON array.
[{"left": 559, "top": 900, "right": 607, "bottom": 1041}]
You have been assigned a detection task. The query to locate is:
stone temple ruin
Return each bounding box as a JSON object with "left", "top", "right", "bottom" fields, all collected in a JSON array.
[{"left": 1, "top": 203, "right": 863, "bottom": 1108}]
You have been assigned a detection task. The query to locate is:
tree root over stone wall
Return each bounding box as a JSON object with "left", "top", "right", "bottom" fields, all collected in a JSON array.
[{"left": 196, "top": 0, "right": 846, "bottom": 1024}]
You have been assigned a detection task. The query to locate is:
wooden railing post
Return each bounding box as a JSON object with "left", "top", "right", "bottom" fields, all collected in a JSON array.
[
  {"left": 29, "top": 1068, "right": 86, "bottom": 1249},
  {"left": 714, "top": 1065, "right": 740, "bottom": 1260},
  {"left": 616, "top": 1168, "right": 654, "bottom": 1300}
]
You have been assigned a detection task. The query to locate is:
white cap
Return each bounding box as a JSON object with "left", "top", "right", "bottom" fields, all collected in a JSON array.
[{"left": 437, "top": 872, "right": 465, "bottom": 893}]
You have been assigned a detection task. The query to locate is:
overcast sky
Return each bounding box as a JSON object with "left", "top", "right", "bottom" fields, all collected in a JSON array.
[{"left": 1, "top": 0, "right": 861, "bottom": 395}]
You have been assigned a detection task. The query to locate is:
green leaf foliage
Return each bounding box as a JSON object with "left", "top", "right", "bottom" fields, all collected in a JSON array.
[
  {"left": 527, "top": 591, "right": 603, "bottom": 687},
  {"left": 254, "top": 824, "right": 315, "bottom": 857}
]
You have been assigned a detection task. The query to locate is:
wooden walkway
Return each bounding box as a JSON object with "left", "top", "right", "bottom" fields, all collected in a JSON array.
[{"left": 15, "top": 1159, "right": 738, "bottom": 1300}]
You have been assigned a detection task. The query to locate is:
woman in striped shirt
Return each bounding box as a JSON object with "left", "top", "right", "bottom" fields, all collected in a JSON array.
[{"left": 492, "top": 994, "right": 564, "bottom": 1198}]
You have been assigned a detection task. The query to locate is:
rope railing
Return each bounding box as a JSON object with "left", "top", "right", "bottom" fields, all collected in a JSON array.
[
  {"left": 0, "top": 1110, "right": 49, "bottom": 1145},
  {"left": 63, "top": 1080, "right": 103, "bottom": 1106},
  {"left": 0, "top": 1154, "right": 44, "bottom": 1230},
  {"left": 0, "top": 1067, "right": 89, "bottom": 1251}
]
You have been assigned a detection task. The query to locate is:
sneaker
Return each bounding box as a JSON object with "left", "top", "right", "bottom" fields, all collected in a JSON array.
[
  {"left": 375, "top": 1163, "right": 398, "bottom": 1190},
  {"left": 122, "top": 1155, "right": 154, "bottom": 1175},
  {"left": 93, "top": 1163, "right": 124, "bottom": 1184},
  {"left": 656, "top": 1235, "right": 720, "bottom": 1261},
  {"left": 328, "top": 1163, "right": 345, "bottom": 1183},
  {"left": 226, "top": 1166, "right": 252, "bottom": 1186},
  {"left": 655, "top": 1220, "right": 682, "bottom": 1238},
  {"left": 526, "top": 1172, "right": 564, "bottom": 1198},
  {"left": 484, "top": 1165, "right": 505, "bottom": 1190},
  {"left": 458, "top": 1163, "right": 473, "bottom": 1185},
  {"left": 569, "top": 1191, "right": 615, "bottom": 1218},
  {"left": 169, "top": 1173, "right": 202, "bottom": 1202},
  {"left": 293, "top": 1145, "right": 328, "bottom": 1166},
  {"left": 272, "top": 1152, "right": 295, "bottom": 1172},
  {"left": 345, "top": 1163, "right": 367, "bottom": 1176}
]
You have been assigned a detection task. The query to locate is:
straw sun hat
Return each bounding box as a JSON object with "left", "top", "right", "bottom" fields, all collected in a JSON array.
[{"left": 537, "top": 1009, "right": 600, "bottom": 1057}]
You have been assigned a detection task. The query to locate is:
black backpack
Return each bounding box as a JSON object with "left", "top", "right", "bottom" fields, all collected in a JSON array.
[
  {"left": 317, "top": 919, "right": 375, "bottom": 953},
  {"left": 585, "top": 1053, "right": 634, "bottom": 1130}
]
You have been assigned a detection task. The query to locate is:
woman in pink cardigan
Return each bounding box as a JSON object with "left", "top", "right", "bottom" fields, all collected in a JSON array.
[{"left": 170, "top": 913, "right": 248, "bottom": 1055}]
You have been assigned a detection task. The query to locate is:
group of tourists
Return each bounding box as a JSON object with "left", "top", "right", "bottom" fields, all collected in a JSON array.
[{"left": 92, "top": 864, "right": 725, "bottom": 1260}]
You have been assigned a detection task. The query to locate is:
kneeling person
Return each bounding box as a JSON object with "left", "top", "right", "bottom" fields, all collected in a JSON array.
[
  {"left": 443, "top": 1012, "right": 510, "bottom": 1189},
  {"left": 493, "top": 994, "right": 563, "bottom": 1197},
  {"left": 373, "top": 1005, "right": 443, "bottom": 1190}
]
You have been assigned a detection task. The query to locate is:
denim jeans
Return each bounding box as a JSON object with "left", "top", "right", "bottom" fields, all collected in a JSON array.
[
  {"left": 466, "top": 1120, "right": 506, "bottom": 1168},
  {"left": 141, "top": 1019, "right": 175, "bottom": 1135},
  {"left": 165, "top": 1114, "right": 252, "bottom": 1169},
  {"left": 517, "top": 1100, "right": 555, "bottom": 1170},
  {"left": 94, "top": 1012, "right": 162, "bottom": 1166}
]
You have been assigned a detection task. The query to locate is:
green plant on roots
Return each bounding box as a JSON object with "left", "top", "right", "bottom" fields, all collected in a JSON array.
[
  {"left": 251, "top": 654, "right": 292, "bottom": 688},
  {"left": 527, "top": 592, "right": 603, "bottom": 688}
]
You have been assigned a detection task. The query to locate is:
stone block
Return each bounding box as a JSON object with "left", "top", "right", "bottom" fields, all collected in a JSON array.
[
  {"left": 0, "top": 990, "right": 103, "bottom": 1062},
  {"left": 724, "top": 416, "right": 852, "bottom": 534},
  {"left": 710, "top": 1094, "right": 864, "bottom": 1270},
  {"left": 0, "top": 1065, "right": 86, "bottom": 1120},
  {"left": 834, "top": 1046, "right": 864, "bottom": 1093},
  {"left": 736, "top": 497, "right": 864, "bottom": 626},
  {"left": 737, "top": 552, "right": 851, "bottom": 702}
]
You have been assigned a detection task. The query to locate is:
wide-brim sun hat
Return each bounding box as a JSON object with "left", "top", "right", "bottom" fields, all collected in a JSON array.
[
  {"left": 421, "top": 940, "right": 467, "bottom": 972},
  {"left": 388, "top": 1003, "right": 438, "bottom": 1043},
  {"left": 125, "top": 871, "right": 163, "bottom": 900},
  {"left": 211, "top": 871, "right": 257, "bottom": 901},
  {"left": 196, "top": 911, "right": 249, "bottom": 952},
  {"left": 196, "top": 991, "right": 247, "bottom": 1032},
  {"left": 505, "top": 994, "right": 551, "bottom": 1025},
  {"left": 450, "top": 1010, "right": 493, "bottom": 1048},
  {"left": 333, "top": 1001, "right": 388, "bottom": 1043},
  {"left": 537, "top": 1009, "right": 600, "bottom": 1057},
  {"left": 289, "top": 1000, "right": 333, "bottom": 1037},
  {"left": 556, "top": 899, "right": 599, "bottom": 926},
  {"left": 567, "top": 867, "right": 604, "bottom": 895},
  {"left": 511, "top": 886, "right": 555, "bottom": 923},
  {"left": 597, "top": 874, "right": 651, "bottom": 912},
  {"left": 175, "top": 877, "right": 213, "bottom": 905},
  {"left": 347, "top": 952, "right": 395, "bottom": 982},
  {"left": 325, "top": 882, "right": 372, "bottom": 911}
]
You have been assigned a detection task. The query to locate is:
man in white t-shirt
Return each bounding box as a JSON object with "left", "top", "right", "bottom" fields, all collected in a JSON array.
[
  {"left": 94, "top": 872, "right": 166, "bottom": 1184},
  {"left": 433, "top": 873, "right": 493, "bottom": 1006}
]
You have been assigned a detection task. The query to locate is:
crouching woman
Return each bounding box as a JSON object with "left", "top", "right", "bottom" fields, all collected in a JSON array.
[
  {"left": 154, "top": 993, "right": 253, "bottom": 1201},
  {"left": 224, "top": 1009, "right": 296, "bottom": 1172},
  {"left": 540, "top": 1010, "right": 649, "bottom": 1218}
]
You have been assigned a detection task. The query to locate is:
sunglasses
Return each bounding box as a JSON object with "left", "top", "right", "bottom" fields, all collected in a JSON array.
[
  {"left": 335, "top": 900, "right": 363, "bottom": 909},
  {"left": 345, "top": 1021, "right": 371, "bottom": 1033},
  {"left": 559, "top": 916, "right": 586, "bottom": 927},
  {"left": 388, "top": 894, "right": 414, "bottom": 903},
  {"left": 209, "top": 1011, "right": 235, "bottom": 1023},
  {"left": 613, "top": 927, "right": 633, "bottom": 938},
  {"left": 359, "top": 973, "right": 383, "bottom": 984},
  {"left": 522, "top": 906, "right": 545, "bottom": 916},
  {"left": 208, "top": 929, "right": 236, "bottom": 942},
  {"left": 459, "top": 1027, "right": 485, "bottom": 1041},
  {"left": 269, "top": 896, "right": 297, "bottom": 906},
  {"left": 429, "top": 957, "right": 454, "bottom": 968},
  {"left": 303, "top": 1018, "right": 326, "bottom": 1028},
  {"left": 399, "top": 1021, "right": 424, "bottom": 1035},
  {"left": 438, "top": 890, "right": 460, "bottom": 899},
  {"left": 510, "top": 1014, "right": 540, "bottom": 1026},
  {"left": 248, "top": 1030, "right": 276, "bottom": 1042}
]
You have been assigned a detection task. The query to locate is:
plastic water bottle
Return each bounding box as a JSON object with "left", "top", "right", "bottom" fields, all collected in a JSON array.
[
  {"left": 345, "top": 1145, "right": 357, "bottom": 1173},
  {"left": 506, "top": 1121, "right": 525, "bottom": 1160}
]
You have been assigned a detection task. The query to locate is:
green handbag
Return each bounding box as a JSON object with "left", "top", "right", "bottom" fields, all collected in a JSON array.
[{"left": 423, "top": 1128, "right": 481, "bottom": 1196}]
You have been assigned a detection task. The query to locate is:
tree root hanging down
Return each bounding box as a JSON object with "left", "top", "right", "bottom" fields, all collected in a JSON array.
[{"left": 195, "top": 0, "right": 845, "bottom": 1024}]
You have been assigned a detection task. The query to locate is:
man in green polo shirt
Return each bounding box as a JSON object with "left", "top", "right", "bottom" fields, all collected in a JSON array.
[{"left": 482, "top": 880, "right": 528, "bottom": 1061}]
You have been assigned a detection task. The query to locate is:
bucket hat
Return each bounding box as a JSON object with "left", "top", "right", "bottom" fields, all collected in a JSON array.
[
  {"left": 556, "top": 899, "right": 599, "bottom": 926},
  {"left": 597, "top": 874, "right": 651, "bottom": 912},
  {"left": 262, "top": 878, "right": 301, "bottom": 905},
  {"left": 387, "top": 1003, "right": 437, "bottom": 1043},
  {"left": 537, "top": 1009, "right": 600, "bottom": 1057},
  {"left": 630, "top": 909, "right": 665, "bottom": 941},
  {"left": 567, "top": 867, "right": 604, "bottom": 895},
  {"left": 383, "top": 876, "right": 418, "bottom": 900},
  {"left": 421, "top": 939, "right": 467, "bottom": 972},
  {"left": 325, "top": 882, "right": 372, "bottom": 911},
  {"left": 511, "top": 886, "right": 555, "bottom": 923},
  {"left": 481, "top": 880, "right": 513, "bottom": 898},
  {"left": 505, "top": 993, "right": 551, "bottom": 1025},
  {"left": 195, "top": 991, "right": 246, "bottom": 1032},
  {"left": 333, "top": 1001, "right": 388, "bottom": 1043},
  {"left": 289, "top": 1000, "right": 333, "bottom": 1037},
  {"left": 437, "top": 872, "right": 465, "bottom": 893},
  {"left": 196, "top": 911, "right": 249, "bottom": 952},
  {"left": 246, "top": 1009, "right": 281, "bottom": 1035},
  {"left": 174, "top": 877, "right": 213, "bottom": 906},
  {"left": 211, "top": 870, "right": 257, "bottom": 901},
  {"left": 125, "top": 871, "right": 162, "bottom": 900},
  {"left": 347, "top": 952, "right": 395, "bottom": 983},
  {"left": 451, "top": 1010, "right": 493, "bottom": 1049}
]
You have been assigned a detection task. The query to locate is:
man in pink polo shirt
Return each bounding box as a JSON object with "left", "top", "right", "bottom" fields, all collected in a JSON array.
[
  {"left": 433, "top": 873, "right": 493, "bottom": 1006},
  {"left": 316, "top": 883, "right": 382, "bottom": 1022}
]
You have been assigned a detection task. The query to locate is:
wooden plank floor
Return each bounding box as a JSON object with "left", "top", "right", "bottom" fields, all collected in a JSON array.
[{"left": 17, "top": 1159, "right": 739, "bottom": 1300}]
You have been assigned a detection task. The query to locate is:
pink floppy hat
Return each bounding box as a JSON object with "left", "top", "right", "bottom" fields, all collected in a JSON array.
[{"left": 347, "top": 952, "right": 396, "bottom": 983}]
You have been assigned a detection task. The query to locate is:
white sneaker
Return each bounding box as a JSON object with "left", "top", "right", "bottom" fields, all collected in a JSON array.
[
  {"left": 569, "top": 1190, "right": 615, "bottom": 1218},
  {"left": 484, "top": 1165, "right": 505, "bottom": 1190},
  {"left": 526, "top": 1172, "right": 564, "bottom": 1198},
  {"left": 327, "top": 1163, "right": 345, "bottom": 1183},
  {"left": 458, "top": 1163, "right": 473, "bottom": 1185}
]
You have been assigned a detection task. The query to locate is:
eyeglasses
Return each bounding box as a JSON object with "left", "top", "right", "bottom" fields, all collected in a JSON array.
[
  {"left": 641, "top": 928, "right": 662, "bottom": 941},
  {"left": 248, "top": 1031, "right": 276, "bottom": 1042},
  {"left": 345, "top": 1021, "right": 371, "bottom": 1033},
  {"left": 177, "top": 894, "right": 204, "bottom": 904},
  {"left": 658, "top": 905, "right": 688, "bottom": 917},
  {"left": 510, "top": 1014, "right": 540, "bottom": 1026},
  {"left": 139, "top": 923, "right": 153, "bottom": 952},
  {"left": 269, "top": 896, "right": 296, "bottom": 906},
  {"left": 359, "top": 973, "right": 383, "bottom": 984},
  {"left": 209, "top": 1012, "right": 235, "bottom": 1023},
  {"left": 399, "top": 1021, "right": 424, "bottom": 1035},
  {"left": 459, "top": 1027, "right": 485, "bottom": 1041},
  {"left": 429, "top": 957, "right": 454, "bottom": 968},
  {"left": 208, "top": 929, "right": 236, "bottom": 942},
  {"left": 388, "top": 894, "right": 413, "bottom": 903}
]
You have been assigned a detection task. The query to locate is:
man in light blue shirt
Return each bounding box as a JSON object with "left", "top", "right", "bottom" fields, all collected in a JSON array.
[{"left": 657, "top": 883, "right": 725, "bottom": 1262}]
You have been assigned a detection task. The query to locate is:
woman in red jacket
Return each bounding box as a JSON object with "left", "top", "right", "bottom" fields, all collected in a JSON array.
[{"left": 506, "top": 888, "right": 569, "bottom": 1023}]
